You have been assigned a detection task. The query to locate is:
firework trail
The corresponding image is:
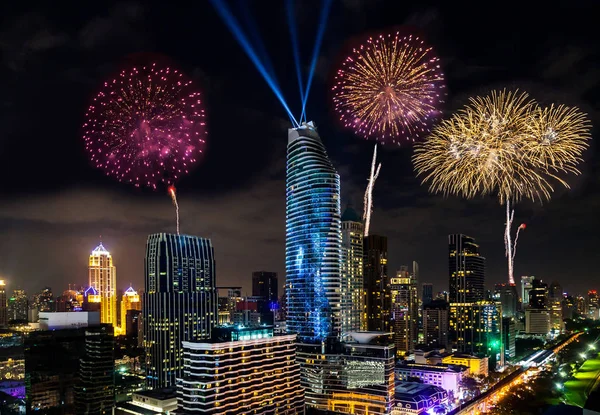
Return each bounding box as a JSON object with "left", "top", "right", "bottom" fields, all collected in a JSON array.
[
  {"left": 168, "top": 185, "right": 180, "bottom": 235},
  {"left": 332, "top": 31, "right": 445, "bottom": 145},
  {"left": 363, "top": 144, "right": 382, "bottom": 237},
  {"left": 413, "top": 89, "right": 591, "bottom": 284}
]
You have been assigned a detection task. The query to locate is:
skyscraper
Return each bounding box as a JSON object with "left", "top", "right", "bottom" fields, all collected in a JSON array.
[
  {"left": 285, "top": 122, "right": 344, "bottom": 412},
  {"left": 520, "top": 276, "right": 534, "bottom": 307},
  {"left": 32, "top": 287, "right": 54, "bottom": 313},
  {"left": 89, "top": 243, "right": 117, "bottom": 328},
  {"left": 423, "top": 299, "right": 449, "bottom": 348},
  {"left": 422, "top": 283, "right": 433, "bottom": 306},
  {"left": 341, "top": 204, "right": 364, "bottom": 337},
  {"left": 0, "top": 280, "right": 7, "bottom": 327},
  {"left": 494, "top": 283, "right": 518, "bottom": 318},
  {"left": 391, "top": 266, "right": 418, "bottom": 355},
  {"left": 177, "top": 326, "right": 304, "bottom": 414},
  {"left": 285, "top": 121, "right": 341, "bottom": 342},
  {"left": 252, "top": 271, "right": 278, "bottom": 324},
  {"left": 363, "top": 235, "right": 390, "bottom": 332},
  {"left": 252, "top": 271, "right": 278, "bottom": 303},
  {"left": 7, "top": 289, "right": 28, "bottom": 321},
  {"left": 448, "top": 234, "right": 485, "bottom": 350},
  {"left": 528, "top": 278, "right": 548, "bottom": 309},
  {"left": 120, "top": 286, "right": 141, "bottom": 332},
  {"left": 144, "top": 233, "right": 217, "bottom": 389},
  {"left": 448, "top": 234, "right": 485, "bottom": 303},
  {"left": 75, "top": 325, "right": 115, "bottom": 415}
]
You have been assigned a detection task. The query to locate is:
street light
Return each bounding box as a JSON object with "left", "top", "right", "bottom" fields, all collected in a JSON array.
[
  {"left": 589, "top": 344, "right": 596, "bottom": 351},
  {"left": 555, "top": 382, "right": 563, "bottom": 390},
  {"left": 580, "top": 353, "right": 587, "bottom": 360}
]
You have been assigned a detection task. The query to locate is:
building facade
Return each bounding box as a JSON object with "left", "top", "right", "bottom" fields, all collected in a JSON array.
[
  {"left": 7, "top": 289, "right": 28, "bottom": 321},
  {"left": 520, "top": 276, "right": 534, "bottom": 307},
  {"left": 364, "top": 235, "right": 390, "bottom": 332},
  {"left": 120, "top": 286, "right": 141, "bottom": 332},
  {"left": 74, "top": 325, "right": 115, "bottom": 415},
  {"left": 448, "top": 234, "right": 485, "bottom": 304},
  {"left": 0, "top": 280, "right": 7, "bottom": 327},
  {"left": 391, "top": 267, "right": 418, "bottom": 355},
  {"left": 326, "top": 335, "right": 396, "bottom": 415},
  {"left": 25, "top": 324, "right": 114, "bottom": 414},
  {"left": 177, "top": 326, "right": 303, "bottom": 414},
  {"left": 422, "top": 283, "right": 433, "bottom": 306},
  {"left": 423, "top": 299, "right": 449, "bottom": 348},
  {"left": 494, "top": 283, "right": 518, "bottom": 319},
  {"left": 395, "top": 362, "right": 467, "bottom": 395},
  {"left": 285, "top": 121, "right": 342, "bottom": 342},
  {"left": 89, "top": 243, "right": 117, "bottom": 328},
  {"left": 144, "top": 233, "right": 217, "bottom": 389},
  {"left": 341, "top": 205, "right": 364, "bottom": 338},
  {"left": 449, "top": 301, "right": 503, "bottom": 367}
]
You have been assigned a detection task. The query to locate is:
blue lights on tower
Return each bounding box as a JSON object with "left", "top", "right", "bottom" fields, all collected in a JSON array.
[{"left": 286, "top": 122, "right": 341, "bottom": 342}]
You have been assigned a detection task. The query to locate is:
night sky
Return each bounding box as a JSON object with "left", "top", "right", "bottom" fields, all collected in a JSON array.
[{"left": 0, "top": 1, "right": 598, "bottom": 298}]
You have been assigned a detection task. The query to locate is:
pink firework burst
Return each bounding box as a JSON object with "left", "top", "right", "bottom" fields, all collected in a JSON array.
[{"left": 82, "top": 62, "right": 207, "bottom": 189}]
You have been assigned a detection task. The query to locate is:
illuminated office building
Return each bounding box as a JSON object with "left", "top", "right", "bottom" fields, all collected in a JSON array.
[
  {"left": 341, "top": 204, "right": 364, "bottom": 337},
  {"left": 520, "top": 276, "right": 534, "bottom": 307},
  {"left": 0, "top": 280, "right": 7, "bottom": 327},
  {"left": 252, "top": 271, "right": 278, "bottom": 324},
  {"left": 528, "top": 278, "right": 548, "bottom": 309},
  {"left": 423, "top": 299, "right": 449, "bottom": 348},
  {"left": 89, "top": 243, "right": 117, "bottom": 328},
  {"left": 177, "top": 326, "right": 303, "bottom": 414},
  {"left": 325, "top": 333, "right": 395, "bottom": 415},
  {"left": 32, "top": 287, "right": 54, "bottom": 312},
  {"left": 494, "top": 283, "right": 518, "bottom": 318},
  {"left": 286, "top": 121, "right": 342, "bottom": 342},
  {"left": 144, "top": 233, "right": 217, "bottom": 389},
  {"left": 120, "top": 286, "right": 141, "bottom": 332},
  {"left": 448, "top": 234, "right": 485, "bottom": 350},
  {"left": 25, "top": 323, "right": 114, "bottom": 414},
  {"left": 391, "top": 266, "right": 418, "bottom": 355},
  {"left": 448, "top": 234, "right": 485, "bottom": 303},
  {"left": 588, "top": 290, "right": 599, "bottom": 320},
  {"left": 8, "top": 289, "right": 28, "bottom": 321},
  {"left": 364, "top": 235, "right": 390, "bottom": 332},
  {"left": 449, "top": 301, "right": 503, "bottom": 368}
]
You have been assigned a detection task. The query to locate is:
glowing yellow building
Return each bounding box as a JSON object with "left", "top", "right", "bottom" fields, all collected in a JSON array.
[
  {"left": 89, "top": 243, "right": 117, "bottom": 328},
  {"left": 120, "top": 286, "right": 141, "bottom": 332}
]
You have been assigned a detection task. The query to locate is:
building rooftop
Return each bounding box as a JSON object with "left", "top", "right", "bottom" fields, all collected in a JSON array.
[
  {"left": 397, "top": 362, "right": 468, "bottom": 373},
  {"left": 134, "top": 388, "right": 177, "bottom": 401},
  {"left": 341, "top": 204, "right": 362, "bottom": 223},
  {"left": 116, "top": 401, "right": 162, "bottom": 415},
  {"left": 395, "top": 381, "right": 448, "bottom": 403}
]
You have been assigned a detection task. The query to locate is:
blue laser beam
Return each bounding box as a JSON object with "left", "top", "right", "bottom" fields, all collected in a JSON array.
[
  {"left": 237, "top": 0, "right": 279, "bottom": 83},
  {"left": 286, "top": 0, "right": 305, "bottom": 121},
  {"left": 300, "top": 0, "right": 333, "bottom": 122},
  {"left": 209, "top": 0, "right": 299, "bottom": 126}
]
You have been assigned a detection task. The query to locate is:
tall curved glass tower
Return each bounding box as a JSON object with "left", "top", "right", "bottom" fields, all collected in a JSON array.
[{"left": 286, "top": 121, "right": 341, "bottom": 342}]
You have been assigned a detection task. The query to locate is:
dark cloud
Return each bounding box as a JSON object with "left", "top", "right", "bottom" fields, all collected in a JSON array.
[
  {"left": 78, "top": 2, "right": 146, "bottom": 50},
  {"left": 0, "top": 13, "right": 68, "bottom": 71}
]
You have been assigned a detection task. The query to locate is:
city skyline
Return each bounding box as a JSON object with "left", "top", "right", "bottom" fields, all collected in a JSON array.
[{"left": 0, "top": 2, "right": 599, "bottom": 298}]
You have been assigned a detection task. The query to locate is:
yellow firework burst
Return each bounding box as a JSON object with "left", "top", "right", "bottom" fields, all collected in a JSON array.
[
  {"left": 413, "top": 89, "right": 591, "bottom": 204},
  {"left": 524, "top": 104, "right": 592, "bottom": 174},
  {"left": 332, "top": 32, "right": 445, "bottom": 144}
]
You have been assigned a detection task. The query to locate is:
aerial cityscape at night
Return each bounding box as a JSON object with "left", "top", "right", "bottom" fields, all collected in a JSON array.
[{"left": 0, "top": 1, "right": 599, "bottom": 414}]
